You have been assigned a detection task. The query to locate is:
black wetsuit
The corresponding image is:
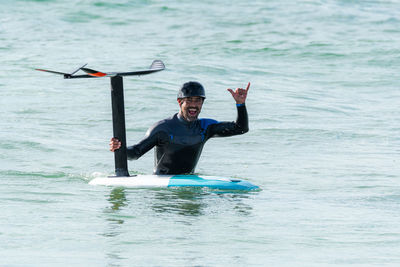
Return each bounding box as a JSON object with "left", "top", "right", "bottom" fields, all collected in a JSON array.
[{"left": 127, "top": 104, "right": 248, "bottom": 174}]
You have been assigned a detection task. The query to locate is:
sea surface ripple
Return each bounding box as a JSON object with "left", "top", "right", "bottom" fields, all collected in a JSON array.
[{"left": 0, "top": 0, "right": 399, "bottom": 266}]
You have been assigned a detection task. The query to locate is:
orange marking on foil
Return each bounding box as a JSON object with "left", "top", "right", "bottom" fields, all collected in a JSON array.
[{"left": 88, "top": 72, "right": 107, "bottom": 77}]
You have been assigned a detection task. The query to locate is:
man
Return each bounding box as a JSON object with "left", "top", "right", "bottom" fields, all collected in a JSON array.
[{"left": 110, "top": 81, "right": 250, "bottom": 175}]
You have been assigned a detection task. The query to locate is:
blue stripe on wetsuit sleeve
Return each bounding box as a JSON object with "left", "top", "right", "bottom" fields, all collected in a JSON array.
[
  {"left": 200, "top": 118, "right": 219, "bottom": 129},
  {"left": 199, "top": 118, "right": 219, "bottom": 141}
]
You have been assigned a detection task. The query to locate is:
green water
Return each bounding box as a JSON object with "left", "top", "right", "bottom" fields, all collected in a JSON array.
[{"left": 1, "top": 0, "right": 399, "bottom": 266}]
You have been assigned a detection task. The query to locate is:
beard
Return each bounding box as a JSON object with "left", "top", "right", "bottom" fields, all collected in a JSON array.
[{"left": 182, "top": 106, "right": 200, "bottom": 121}]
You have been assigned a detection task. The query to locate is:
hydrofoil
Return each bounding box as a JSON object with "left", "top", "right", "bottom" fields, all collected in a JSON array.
[{"left": 37, "top": 60, "right": 259, "bottom": 191}]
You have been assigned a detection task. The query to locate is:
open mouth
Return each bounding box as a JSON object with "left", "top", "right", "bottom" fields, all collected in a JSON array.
[{"left": 188, "top": 108, "right": 198, "bottom": 116}]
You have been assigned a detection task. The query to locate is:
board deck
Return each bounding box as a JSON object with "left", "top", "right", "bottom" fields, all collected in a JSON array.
[{"left": 89, "top": 174, "right": 259, "bottom": 191}]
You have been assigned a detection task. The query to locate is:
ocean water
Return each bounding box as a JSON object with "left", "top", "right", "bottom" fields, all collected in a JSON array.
[{"left": 1, "top": 0, "right": 400, "bottom": 266}]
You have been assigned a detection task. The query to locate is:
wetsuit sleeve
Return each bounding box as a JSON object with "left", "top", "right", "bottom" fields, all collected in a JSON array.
[
  {"left": 126, "top": 126, "right": 169, "bottom": 160},
  {"left": 207, "top": 104, "right": 249, "bottom": 138}
]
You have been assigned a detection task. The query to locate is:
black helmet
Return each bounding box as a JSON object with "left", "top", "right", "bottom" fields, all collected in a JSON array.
[{"left": 177, "top": 81, "right": 206, "bottom": 99}]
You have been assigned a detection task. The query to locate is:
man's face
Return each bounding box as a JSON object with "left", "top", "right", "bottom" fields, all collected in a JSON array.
[{"left": 178, "top": 96, "right": 204, "bottom": 122}]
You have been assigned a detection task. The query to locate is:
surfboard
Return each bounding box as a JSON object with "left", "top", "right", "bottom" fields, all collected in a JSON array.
[{"left": 89, "top": 174, "right": 259, "bottom": 191}]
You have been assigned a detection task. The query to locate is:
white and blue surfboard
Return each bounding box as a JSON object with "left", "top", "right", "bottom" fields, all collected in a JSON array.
[{"left": 89, "top": 174, "right": 259, "bottom": 191}]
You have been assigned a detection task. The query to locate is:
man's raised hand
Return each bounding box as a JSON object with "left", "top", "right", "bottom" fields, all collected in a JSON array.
[{"left": 227, "top": 82, "right": 250, "bottom": 104}]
